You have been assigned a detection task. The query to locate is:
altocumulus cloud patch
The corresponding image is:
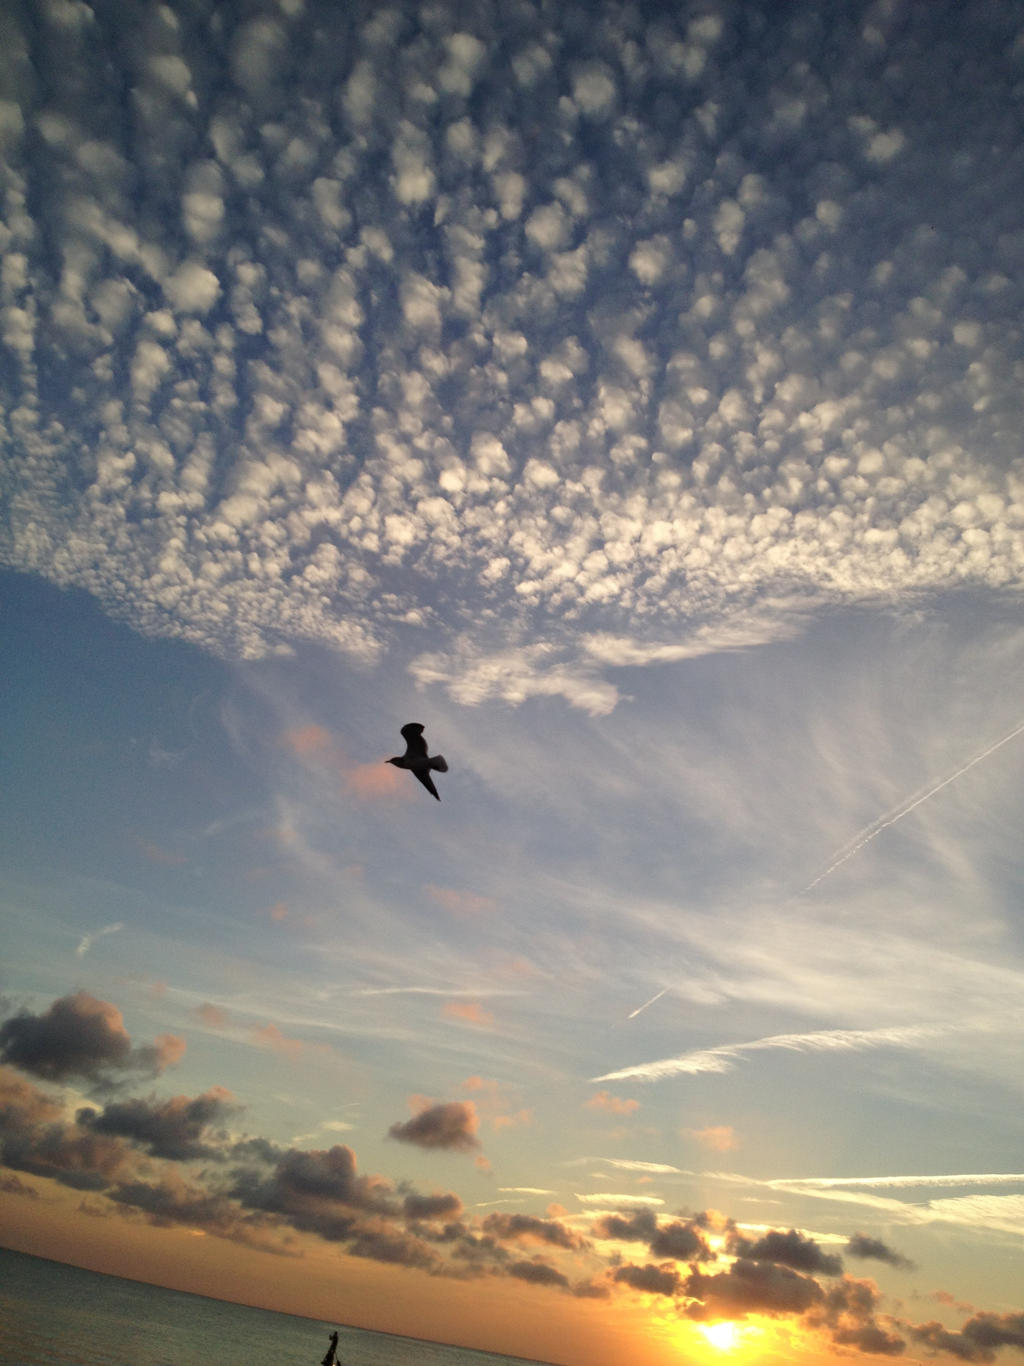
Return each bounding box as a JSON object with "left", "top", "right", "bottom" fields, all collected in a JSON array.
[{"left": 3, "top": 0, "right": 1024, "bottom": 707}]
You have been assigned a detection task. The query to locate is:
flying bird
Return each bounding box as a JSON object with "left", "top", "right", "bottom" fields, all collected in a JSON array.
[{"left": 387, "top": 723, "right": 448, "bottom": 801}]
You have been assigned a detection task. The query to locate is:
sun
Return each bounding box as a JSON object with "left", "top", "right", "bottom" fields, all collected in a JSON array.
[{"left": 700, "top": 1321, "right": 740, "bottom": 1352}]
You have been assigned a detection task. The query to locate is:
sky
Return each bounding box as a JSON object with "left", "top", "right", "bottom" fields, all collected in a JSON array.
[{"left": 2, "top": 0, "right": 1024, "bottom": 1362}]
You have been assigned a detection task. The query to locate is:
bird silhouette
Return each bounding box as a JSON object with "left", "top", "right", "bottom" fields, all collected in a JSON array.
[{"left": 387, "top": 723, "right": 448, "bottom": 800}]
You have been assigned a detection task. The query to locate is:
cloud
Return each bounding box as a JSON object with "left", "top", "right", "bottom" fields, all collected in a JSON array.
[
  {"left": 650, "top": 1218, "right": 716, "bottom": 1263},
  {"left": 592, "top": 1207, "right": 660, "bottom": 1242},
  {"left": 403, "top": 1191, "right": 463, "bottom": 1223},
  {"left": 109, "top": 1169, "right": 294, "bottom": 1256},
  {"left": 249, "top": 1023, "right": 305, "bottom": 1059},
  {"left": 482, "top": 1212, "right": 587, "bottom": 1252},
  {"left": 507, "top": 1259, "right": 570, "bottom": 1289},
  {"left": 441, "top": 1001, "right": 494, "bottom": 1029},
  {"left": 683, "top": 1259, "right": 826, "bottom": 1320},
  {"left": 614, "top": 1262, "right": 682, "bottom": 1298},
  {"left": 233, "top": 1143, "right": 398, "bottom": 1238},
  {"left": 812, "top": 1278, "right": 906, "bottom": 1357},
  {"left": 0, "top": 1171, "right": 40, "bottom": 1198},
  {"left": 846, "top": 1233, "right": 915, "bottom": 1270},
  {"left": 387, "top": 1100, "right": 480, "bottom": 1154},
  {"left": 729, "top": 1228, "right": 843, "bottom": 1277},
  {"left": 281, "top": 724, "right": 407, "bottom": 800},
  {"left": 774, "top": 1173, "right": 1024, "bottom": 1191},
  {"left": 909, "top": 1313, "right": 1024, "bottom": 1362},
  {"left": 575, "top": 1193, "right": 665, "bottom": 1209},
  {"left": 599, "top": 1158, "right": 688, "bottom": 1175},
  {"left": 6, "top": 0, "right": 1024, "bottom": 705},
  {"left": 426, "top": 886, "right": 497, "bottom": 917},
  {"left": 76, "top": 1087, "right": 237, "bottom": 1161},
  {"left": 0, "top": 993, "right": 184, "bottom": 1085},
  {"left": 347, "top": 1223, "right": 440, "bottom": 1271},
  {"left": 0, "top": 1025, "right": 1017, "bottom": 1358},
  {"left": 75, "top": 922, "right": 124, "bottom": 958},
  {"left": 0, "top": 1064, "right": 139, "bottom": 1192},
  {"left": 408, "top": 644, "right": 621, "bottom": 718},
  {"left": 684, "top": 1125, "right": 738, "bottom": 1152},
  {"left": 593, "top": 1023, "right": 946, "bottom": 1084},
  {"left": 592, "top": 1207, "right": 715, "bottom": 1265},
  {"left": 585, "top": 1091, "right": 639, "bottom": 1116}
]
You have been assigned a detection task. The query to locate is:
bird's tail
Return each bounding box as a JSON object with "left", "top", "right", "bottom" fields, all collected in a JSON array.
[{"left": 430, "top": 755, "right": 448, "bottom": 772}]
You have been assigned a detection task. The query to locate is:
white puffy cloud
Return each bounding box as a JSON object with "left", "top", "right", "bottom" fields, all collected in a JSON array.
[{"left": 163, "top": 262, "right": 220, "bottom": 314}]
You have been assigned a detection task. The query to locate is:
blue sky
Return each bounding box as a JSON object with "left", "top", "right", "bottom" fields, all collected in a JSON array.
[{"left": 3, "top": 1, "right": 1024, "bottom": 1362}]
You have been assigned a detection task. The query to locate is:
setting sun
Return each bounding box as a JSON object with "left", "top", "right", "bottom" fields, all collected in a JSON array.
[{"left": 700, "top": 1322, "right": 740, "bottom": 1352}]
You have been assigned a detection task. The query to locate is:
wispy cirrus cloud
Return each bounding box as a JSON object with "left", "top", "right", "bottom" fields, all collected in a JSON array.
[
  {"left": 592, "top": 1023, "right": 947, "bottom": 1084},
  {"left": 75, "top": 922, "right": 124, "bottom": 958},
  {"left": 773, "top": 1173, "right": 1024, "bottom": 1191}
]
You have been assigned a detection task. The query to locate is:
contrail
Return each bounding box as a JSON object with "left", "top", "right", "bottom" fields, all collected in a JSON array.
[
  {"left": 770, "top": 1172, "right": 1024, "bottom": 1191},
  {"left": 627, "top": 988, "right": 667, "bottom": 1021},
  {"left": 76, "top": 922, "right": 124, "bottom": 957},
  {"left": 805, "top": 717, "right": 1024, "bottom": 892}
]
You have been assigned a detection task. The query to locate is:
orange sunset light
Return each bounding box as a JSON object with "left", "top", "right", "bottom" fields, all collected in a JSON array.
[{"left": 693, "top": 1318, "right": 775, "bottom": 1362}]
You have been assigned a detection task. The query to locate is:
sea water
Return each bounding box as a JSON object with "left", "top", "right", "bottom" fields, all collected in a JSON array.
[{"left": 0, "top": 1247, "right": 556, "bottom": 1366}]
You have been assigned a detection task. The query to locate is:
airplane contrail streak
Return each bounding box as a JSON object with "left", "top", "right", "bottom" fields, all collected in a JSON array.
[
  {"left": 627, "top": 988, "right": 667, "bottom": 1021},
  {"left": 76, "top": 922, "right": 124, "bottom": 957},
  {"left": 805, "top": 717, "right": 1024, "bottom": 892}
]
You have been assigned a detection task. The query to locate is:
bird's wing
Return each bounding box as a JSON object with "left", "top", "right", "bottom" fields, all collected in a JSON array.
[
  {"left": 400, "top": 722, "right": 428, "bottom": 757},
  {"left": 413, "top": 768, "right": 441, "bottom": 800}
]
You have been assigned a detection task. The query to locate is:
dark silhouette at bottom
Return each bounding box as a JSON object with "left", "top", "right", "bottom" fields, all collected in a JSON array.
[{"left": 321, "top": 1330, "right": 339, "bottom": 1365}]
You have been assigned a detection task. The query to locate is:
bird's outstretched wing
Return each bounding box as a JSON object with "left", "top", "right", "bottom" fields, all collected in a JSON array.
[
  {"left": 414, "top": 768, "right": 441, "bottom": 800},
  {"left": 400, "top": 722, "right": 428, "bottom": 758}
]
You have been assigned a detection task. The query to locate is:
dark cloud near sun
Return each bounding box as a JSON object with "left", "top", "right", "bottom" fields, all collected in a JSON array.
[
  {"left": 592, "top": 1207, "right": 660, "bottom": 1242},
  {"left": 810, "top": 1277, "right": 905, "bottom": 1358},
  {"left": 729, "top": 1226, "right": 843, "bottom": 1276},
  {"left": 614, "top": 1262, "right": 682, "bottom": 1298},
  {"left": 593, "top": 1207, "right": 714, "bottom": 1263},
  {"left": 684, "top": 1258, "right": 826, "bottom": 1320},
  {"left": 481, "top": 1211, "right": 588, "bottom": 1251}
]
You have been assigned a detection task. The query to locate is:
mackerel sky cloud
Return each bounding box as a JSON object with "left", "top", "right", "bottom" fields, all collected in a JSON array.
[
  {"left": 5, "top": 0, "right": 1024, "bottom": 702},
  {"left": 4, "top": 2, "right": 1024, "bottom": 1365}
]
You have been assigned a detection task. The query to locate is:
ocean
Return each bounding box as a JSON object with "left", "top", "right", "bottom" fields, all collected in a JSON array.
[{"left": 0, "top": 1247, "right": 557, "bottom": 1366}]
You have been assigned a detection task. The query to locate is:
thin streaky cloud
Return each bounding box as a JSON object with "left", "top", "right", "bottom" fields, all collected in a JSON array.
[
  {"left": 356, "top": 986, "right": 523, "bottom": 998},
  {"left": 592, "top": 1023, "right": 946, "bottom": 1084},
  {"left": 600, "top": 1159, "right": 691, "bottom": 1175},
  {"left": 626, "top": 988, "right": 667, "bottom": 1021},
  {"left": 805, "top": 717, "right": 1024, "bottom": 891},
  {"left": 75, "top": 922, "right": 124, "bottom": 958},
  {"left": 575, "top": 1194, "right": 665, "bottom": 1208},
  {"left": 771, "top": 1173, "right": 1024, "bottom": 1190}
]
